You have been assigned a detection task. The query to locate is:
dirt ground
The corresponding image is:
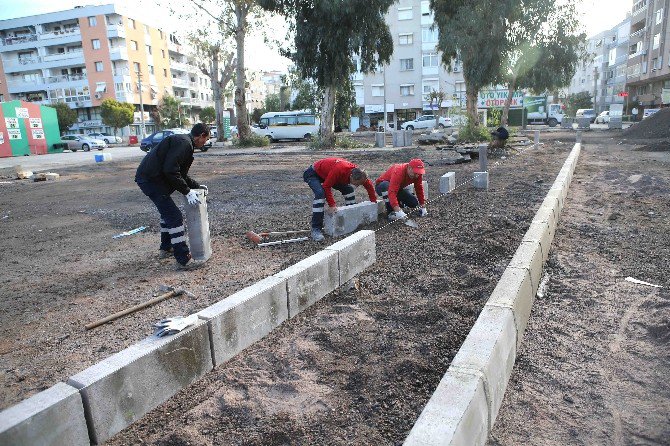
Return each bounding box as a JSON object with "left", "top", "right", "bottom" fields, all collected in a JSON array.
[{"left": 0, "top": 130, "right": 667, "bottom": 445}]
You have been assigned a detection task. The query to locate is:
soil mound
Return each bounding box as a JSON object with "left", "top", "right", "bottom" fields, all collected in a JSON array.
[
  {"left": 622, "top": 108, "right": 670, "bottom": 139},
  {"left": 633, "top": 139, "right": 670, "bottom": 152}
]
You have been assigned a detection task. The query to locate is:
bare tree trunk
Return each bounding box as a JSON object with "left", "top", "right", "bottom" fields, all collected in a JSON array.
[
  {"left": 501, "top": 79, "right": 516, "bottom": 127},
  {"left": 320, "top": 86, "right": 336, "bottom": 147},
  {"left": 211, "top": 54, "right": 224, "bottom": 142},
  {"left": 234, "top": 4, "right": 250, "bottom": 139},
  {"left": 466, "top": 86, "right": 479, "bottom": 125}
]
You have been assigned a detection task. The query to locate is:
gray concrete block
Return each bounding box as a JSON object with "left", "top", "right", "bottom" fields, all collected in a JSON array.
[
  {"left": 522, "top": 219, "right": 553, "bottom": 262},
  {"left": 323, "top": 201, "right": 378, "bottom": 237},
  {"left": 403, "top": 369, "right": 489, "bottom": 446},
  {"left": 67, "top": 320, "right": 212, "bottom": 444},
  {"left": 183, "top": 189, "right": 212, "bottom": 261},
  {"left": 0, "top": 382, "right": 90, "bottom": 446},
  {"left": 473, "top": 171, "right": 489, "bottom": 189},
  {"left": 274, "top": 249, "right": 339, "bottom": 318},
  {"left": 508, "top": 241, "right": 543, "bottom": 295},
  {"left": 325, "top": 230, "right": 376, "bottom": 285},
  {"left": 376, "top": 199, "right": 386, "bottom": 215},
  {"left": 439, "top": 172, "right": 456, "bottom": 194},
  {"left": 535, "top": 205, "right": 558, "bottom": 240},
  {"left": 450, "top": 306, "right": 517, "bottom": 426},
  {"left": 197, "top": 276, "right": 289, "bottom": 366},
  {"left": 485, "top": 266, "right": 535, "bottom": 348},
  {"left": 404, "top": 180, "right": 429, "bottom": 200},
  {"left": 545, "top": 189, "right": 564, "bottom": 217}
]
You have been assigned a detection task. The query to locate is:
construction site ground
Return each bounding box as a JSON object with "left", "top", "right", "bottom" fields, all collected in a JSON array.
[{"left": 0, "top": 129, "right": 668, "bottom": 445}]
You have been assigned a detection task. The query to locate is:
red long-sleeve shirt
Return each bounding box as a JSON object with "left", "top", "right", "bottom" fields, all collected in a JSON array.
[
  {"left": 376, "top": 163, "right": 425, "bottom": 209},
  {"left": 313, "top": 157, "right": 377, "bottom": 207}
]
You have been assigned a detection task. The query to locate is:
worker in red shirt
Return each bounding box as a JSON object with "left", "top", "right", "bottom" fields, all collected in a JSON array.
[
  {"left": 375, "top": 158, "right": 428, "bottom": 220},
  {"left": 304, "top": 157, "right": 377, "bottom": 241}
]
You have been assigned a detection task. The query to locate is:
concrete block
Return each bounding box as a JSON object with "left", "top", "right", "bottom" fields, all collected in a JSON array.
[
  {"left": 274, "top": 249, "right": 339, "bottom": 318},
  {"left": 67, "top": 320, "right": 212, "bottom": 444},
  {"left": 403, "top": 369, "right": 489, "bottom": 446},
  {"left": 485, "top": 267, "right": 535, "bottom": 348},
  {"left": 535, "top": 204, "right": 558, "bottom": 238},
  {"left": 323, "top": 201, "right": 378, "bottom": 237},
  {"left": 325, "top": 230, "right": 376, "bottom": 285},
  {"left": 183, "top": 189, "right": 212, "bottom": 261},
  {"left": 522, "top": 219, "right": 553, "bottom": 262},
  {"left": 508, "top": 241, "right": 543, "bottom": 295},
  {"left": 439, "top": 172, "right": 456, "bottom": 194},
  {"left": 541, "top": 194, "right": 562, "bottom": 221},
  {"left": 0, "top": 383, "right": 90, "bottom": 446},
  {"left": 197, "top": 276, "right": 289, "bottom": 366},
  {"left": 404, "top": 180, "right": 429, "bottom": 200},
  {"left": 545, "top": 189, "right": 564, "bottom": 217},
  {"left": 450, "top": 306, "right": 517, "bottom": 426},
  {"left": 473, "top": 172, "right": 489, "bottom": 189},
  {"left": 376, "top": 199, "right": 386, "bottom": 215}
]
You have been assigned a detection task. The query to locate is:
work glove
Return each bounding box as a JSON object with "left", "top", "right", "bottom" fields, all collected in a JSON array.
[
  {"left": 389, "top": 209, "right": 408, "bottom": 221},
  {"left": 326, "top": 206, "right": 338, "bottom": 215},
  {"left": 200, "top": 185, "right": 208, "bottom": 196},
  {"left": 185, "top": 190, "right": 201, "bottom": 206},
  {"left": 153, "top": 314, "right": 199, "bottom": 337},
  {"left": 418, "top": 207, "right": 428, "bottom": 217}
]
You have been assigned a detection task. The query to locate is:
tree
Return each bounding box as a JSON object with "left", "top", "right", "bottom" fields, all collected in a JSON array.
[
  {"left": 565, "top": 91, "right": 592, "bottom": 116},
  {"left": 156, "top": 95, "right": 187, "bottom": 129},
  {"left": 259, "top": 0, "right": 395, "bottom": 147},
  {"left": 431, "top": 0, "right": 517, "bottom": 126},
  {"left": 251, "top": 107, "right": 265, "bottom": 123},
  {"left": 427, "top": 90, "right": 446, "bottom": 129},
  {"left": 52, "top": 102, "right": 77, "bottom": 134},
  {"left": 199, "top": 106, "right": 216, "bottom": 124},
  {"left": 334, "top": 76, "right": 357, "bottom": 131},
  {"left": 265, "top": 93, "right": 281, "bottom": 112},
  {"left": 100, "top": 98, "right": 134, "bottom": 136}
]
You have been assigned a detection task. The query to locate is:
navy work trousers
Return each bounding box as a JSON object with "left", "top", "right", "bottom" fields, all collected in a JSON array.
[
  {"left": 375, "top": 180, "right": 419, "bottom": 214},
  {"left": 303, "top": 166, "right": 356, "bottom": 229}
]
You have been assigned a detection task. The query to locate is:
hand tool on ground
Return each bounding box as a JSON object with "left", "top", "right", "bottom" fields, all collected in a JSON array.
[
  {"left": 84, "top": 287, "right": 186, "bottom": 330},
  {"left": 257, "top": 236, "right": 310, "bottom": 247},
  {"left": 153, "top": 314, "right": 199, "bottom": 337},
  {"left": 245, "top": 229, "right": 310, "bottom": 244}
]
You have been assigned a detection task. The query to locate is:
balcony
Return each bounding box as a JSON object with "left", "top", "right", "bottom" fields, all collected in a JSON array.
[
  {"left": 172, "top": 77, "right": 190, "bottom": 88},
  {"left": 6, "top": 78, "right": 46, "bottom": 92},
  {"left": 45, "top": 73, "right": 88, "bottom": 85},
  {"left": 107, "top": 24, "right": 126, "bottom": 39},
  {"left": 42, "top": 50, "right": 84, "bottom": 63},
  {"left": 629, "top": 49, "right": 647, "bottom": 59},
  {"left": 110, "top": 46, "right": 129, "bottom": 60},
  {"left": 1, "top": 34, "right": 38, "bottom": 46},
  {"left": 169, "top": 60, "right": 193, "bottom": 73},
  {"left": 38, "top": 28, "right": 81, "bottom": 42}
]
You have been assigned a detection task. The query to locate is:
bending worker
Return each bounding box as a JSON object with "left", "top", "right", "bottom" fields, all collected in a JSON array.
[
  {"left": 135, "top": 123, "right": 210, "bottom": 270},
  {"left": 376, "top": 158, "right": 427, "bottom": 221},
  {"left": 304, "top": 157, "right": 377, "bottom": 241}
]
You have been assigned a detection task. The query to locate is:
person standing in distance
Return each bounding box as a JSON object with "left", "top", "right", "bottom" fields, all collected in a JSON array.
[
  {"left": 135, "top": 123, "right": 210, "bottom": 270},
  {"left": 375, "top": 158, "right": 427, "bottom": 220}
]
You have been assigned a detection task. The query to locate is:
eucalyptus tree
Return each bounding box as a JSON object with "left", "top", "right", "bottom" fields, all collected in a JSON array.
[{"left": 258, "top": 0, "right": 395, "bottom": 146}]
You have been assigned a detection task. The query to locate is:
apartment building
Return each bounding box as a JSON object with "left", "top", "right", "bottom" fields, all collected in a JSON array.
[
  {"left": 354, "top": 0, "right": 465, "bottom": 129},
  {"left": 626, "top": 0, "right": 670, "bottom": 108},
  {"left": 0, "top": 4, "right": 214, "bottom": 136}
]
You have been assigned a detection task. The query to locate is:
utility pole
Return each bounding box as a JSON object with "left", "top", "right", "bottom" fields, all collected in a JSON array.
[
  {"left": 137, "top": 70, "right": 146, "bottom": 138},
  {"left": 382, "top": 64, "right": 387, "bottom": 135},
  {"left": 593, "top": 67, "right": 599, "bottom": 111}
]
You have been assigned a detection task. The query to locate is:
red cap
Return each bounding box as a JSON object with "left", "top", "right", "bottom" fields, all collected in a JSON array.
[{"left": 408, "top": 158, "right": 426, "bottom": 175}]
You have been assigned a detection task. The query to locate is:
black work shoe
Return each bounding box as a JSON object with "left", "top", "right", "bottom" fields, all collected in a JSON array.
[{"left": 159, "top": 248, "right": 173, "bottom": 259}]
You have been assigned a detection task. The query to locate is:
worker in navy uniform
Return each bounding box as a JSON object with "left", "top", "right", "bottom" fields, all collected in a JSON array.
[{"left": 135, "top": 123, "right": 210, "bottom": 269}]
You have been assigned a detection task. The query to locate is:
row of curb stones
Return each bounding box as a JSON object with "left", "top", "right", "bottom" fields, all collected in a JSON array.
[
  {"left": 403, "top": 143, "right": 581, "bottom": 445},
  {"left": 0, "top": 230, "right": 377, "bottom": 446}
]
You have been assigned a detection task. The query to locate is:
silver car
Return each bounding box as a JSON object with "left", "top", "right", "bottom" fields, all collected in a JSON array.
[
  {"left": 61, "top": 135, "right": 107, "bottom": 152},
  {"left": 87, "top": 132, "right": 122, "bottom": 144}
]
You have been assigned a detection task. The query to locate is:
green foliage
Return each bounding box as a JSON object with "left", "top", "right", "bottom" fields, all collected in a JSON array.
[
  {"left": 156, "top": 95, "right": 185, "bottom": 129},
  {"left": 199, "top": 106, "right": 216, "bottom": 124},
  {"left": 487, "top": 108, "right": 502, "bottom": 127},
  {"left": 100, "top": 99, "right": 134, "bottom": 135},
  {"left": 458, "top": 122, "right": 492, "bottom": 143},
  {"left": 251, "top": 108, "right": 265, "bottom": 123},
  {"left": 233, "top": 133, "right": 270, "bottom": 147},
  {"left": 51, "top": 102, "right": 77, "bottom": 133},
  {"left": 565, "top": 91, "right": 593, "bottom": 116},
  {"left": 334, "top": 77, "right": 357, "bottom": 130},
  {"left": 265, "top": 94, "right": 281, "bottom": 112},
  {"left": 335, "top": 136, "right": 370, "bottom": 149}
]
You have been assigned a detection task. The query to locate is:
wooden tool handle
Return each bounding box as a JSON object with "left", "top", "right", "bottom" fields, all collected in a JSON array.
[{"left": 84, "top": 290, "right": 181, "bottom": 330}]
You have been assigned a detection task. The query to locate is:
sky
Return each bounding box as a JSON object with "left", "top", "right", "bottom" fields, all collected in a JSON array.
[{"left": 0, "top": 0, "right": 634, "bottom": 71}]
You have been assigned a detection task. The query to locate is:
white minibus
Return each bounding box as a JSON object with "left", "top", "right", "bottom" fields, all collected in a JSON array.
[{"left": 252, "top": 110, "right": 320, "bottom": 142}]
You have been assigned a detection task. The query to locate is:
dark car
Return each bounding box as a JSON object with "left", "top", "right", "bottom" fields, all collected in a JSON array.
[{"left": 140, "top": 128, "right": 211, "bottom": 152}]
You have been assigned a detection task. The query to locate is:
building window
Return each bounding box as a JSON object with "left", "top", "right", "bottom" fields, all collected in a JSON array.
[
  {"left": 422, "top": 28, "right": 438, "bottom": 43},
  {"left": 399, "top": 33, "right": 413, "bottom": 45},
  {"left": 159, "top": 30, "right": 164, "bottom": 39},
  {"left": 371, "top": 85, "right": 384, "bottom": 97},
  {"left": 398, "top": 7, "right": 413, "bottom": 20},
  {"left": 88, "top": 16, "right": 97, "bottom": 26},
  {"left": 95, "top": 61, "right": 103, "bottom": 72},
  {"left": 400, "top": 58, "right": 414, "bottom": 71},
  {"left": 656, "top": 8, "right": 663, "bottom": 24},
  {"left": 133, "top": 62, "right": 140, "bottom": 73},
  {"left": 400, "top": 84, "right": 415, "bottom": 96},
  {"left": 148, "top": 65, "right": 154, "bottom": 74},
  {"left": 144, "top": 24, "right": 150, "bottom": 33},
  {"left": 163, "top": 68, "right": 167, "bottom": 77},
  {"left": 421, "top": 1, "right": 431, "bottom": 16},
  {"left": 653, "top": 33, "right": 660, "bottom": 49},
  {"left": 129, "top": 18, "right": 135, "bottom": 29},
  {"left": 422, "top": 53, "right": 439, "bottom": 67},
  {"left": 130, "top": 40, "right": 138, "bottom": 50},
  {"left": 146, "top": 45, "right": 152, "bottom": 55},
  {"left": 92, "top": 39, "right": 100, "bottom": 49},
  {"left": 161, "top": 49, "right": 165, "bottom": 58}
]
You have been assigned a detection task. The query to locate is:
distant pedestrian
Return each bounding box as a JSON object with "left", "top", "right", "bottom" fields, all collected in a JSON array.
[
  {"left": 375, "top": 158, "right": 427, "bottom": 221},
  {"left": 135, "top": 123, "right": 211, "bottom": 269},
  {"left": 490, "top": 126, "right": 509, "bottom": 149},
  {"left": 304, "top": 157, "right": 378, "bottom": 241}
]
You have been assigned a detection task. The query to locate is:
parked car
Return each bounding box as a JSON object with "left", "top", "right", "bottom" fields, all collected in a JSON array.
[
  {"left": 87, "top": 132, "right": 122, "bottom": 144},
  {"left": 61, "top": 134, "right": 107, "bottom": 152},
  {"left": 400, "top": 115, "right": 452, "bottom": 131},
  {"left": 576, "top": 108, "right": 597, "bottom": 123},
  {"left": 595, "top": 111, "right": 610, "bottom": 124},
  {"left": 643, "top": 108, "right": 660, "bottom": 119},
  {"left": 140, "top": 128, "right": 211, "bottom": 152}
]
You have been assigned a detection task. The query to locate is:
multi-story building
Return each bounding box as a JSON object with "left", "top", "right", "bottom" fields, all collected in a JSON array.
[
  {"left": 0, "top": 4, "right": 214, "bottom": 136},
  {"left": 626, "top": 0, "right": 670, "bottom": 109},
  {"left": 354, "top": 0, "right": 465, "bottom": 129}
]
